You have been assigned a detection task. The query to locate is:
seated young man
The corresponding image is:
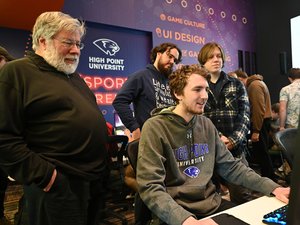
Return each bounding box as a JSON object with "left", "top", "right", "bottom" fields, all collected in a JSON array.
[{"left": 136, "top": 64, "right": 290, "bottom": 225}]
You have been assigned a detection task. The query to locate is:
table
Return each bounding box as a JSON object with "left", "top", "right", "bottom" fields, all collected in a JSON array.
[{"left": 201, "top": 196, "right": 286, "bottom": 225}]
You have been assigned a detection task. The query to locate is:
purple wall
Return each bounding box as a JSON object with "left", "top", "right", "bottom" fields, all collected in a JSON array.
[{"left": 63, "top": 0, "right": 256, "bottom": 72}]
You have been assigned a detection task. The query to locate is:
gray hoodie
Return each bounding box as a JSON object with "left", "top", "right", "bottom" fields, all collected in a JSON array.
[{"left": 136, "top": 106, "right": 279, "bottom": 225}]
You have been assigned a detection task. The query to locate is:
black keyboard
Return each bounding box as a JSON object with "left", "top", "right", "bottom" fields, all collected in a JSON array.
[{"left": 262, "top": 204, "right": 288, "bottom": 225}]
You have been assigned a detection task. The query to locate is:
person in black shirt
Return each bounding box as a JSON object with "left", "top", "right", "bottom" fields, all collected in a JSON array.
[
  {"left": 113, "top": 42, "right": 182, "bottom": 141},
  {"left": 0, "top": 12, "right": 108, "bottom": 225}
]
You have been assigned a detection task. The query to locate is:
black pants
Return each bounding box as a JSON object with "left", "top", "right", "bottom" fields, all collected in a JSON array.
[
  {"left": 0, "top": 168, "right": 8, "bottom": 218},
  {"left": 23, "top": 171, "right": 106, "bottom": 225},
  {"left": 252, "top": 118, "right": 275, "bottom": 180}
]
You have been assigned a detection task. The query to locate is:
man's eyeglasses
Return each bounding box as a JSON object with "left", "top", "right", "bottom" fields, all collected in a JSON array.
[
  {"left": 165, "top": 50, "right": 179, "bottom": 64},
  {"left": 53, "top": 38, "right": 84, "bottom": 50}
]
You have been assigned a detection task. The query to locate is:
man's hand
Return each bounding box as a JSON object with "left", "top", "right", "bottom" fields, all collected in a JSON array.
[
  {"left": 183, "top": 216, "right": 218, "bottom": 225},
  {"left": 43, "top": 169, "right": 57, "bottom": 192},
  {"left": 272, "top": 186, "right": 290, "bottom": 204},
  {"left": 251, "top": 132, "right": 260, "bottom": 142},
  {"left": 124, "top": 128, "right": 141, "bottom": 142},
  {"left": 220, "top": 135, "right": 233, "bottom": 150}
]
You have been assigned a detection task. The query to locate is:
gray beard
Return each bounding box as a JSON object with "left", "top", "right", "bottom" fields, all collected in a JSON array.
[{"left": 43, "top": 44, "right": 78, "bottom": 74}]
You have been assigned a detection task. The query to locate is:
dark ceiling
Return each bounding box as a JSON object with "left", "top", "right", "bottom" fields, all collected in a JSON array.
[{"left": 0, "top": 0, "right": 65, "bottom": 31}]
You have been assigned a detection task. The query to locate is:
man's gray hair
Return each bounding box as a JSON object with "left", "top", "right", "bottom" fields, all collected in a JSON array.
[{"left": 32, "top": 11, "right": 86, "bottom": 51}]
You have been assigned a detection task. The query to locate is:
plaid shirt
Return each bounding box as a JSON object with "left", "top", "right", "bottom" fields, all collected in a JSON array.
[{"left": 204, "top": 71, "right": 250, "bottom": 156}]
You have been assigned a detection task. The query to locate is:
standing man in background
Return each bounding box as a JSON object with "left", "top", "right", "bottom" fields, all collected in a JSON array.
[
  {"left": 0, "top": 12, "right": 109, "bottom": 225},
  {"left": 246, "top": 73, "right": 275, "bottom": 181},
  {"left": 113, "top": 42, "right": 182, "bottom": 141},
  {"left": 0, "top": 46, "right": 15, "bottom": 225},
  {"left": 279, "top": 68, "right": 300, "bottom": 130},
  {"left": 198, "top": 42, "right": 253, "bottom": 204},
  {"left": 236, "top": 70, "right": 278, "bottom": 179}
]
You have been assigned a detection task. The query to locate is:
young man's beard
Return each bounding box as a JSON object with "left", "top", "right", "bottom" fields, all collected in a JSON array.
[
  {"left": 182, "top": 102, "right": 205, "bottom": 115},
  {"left": 43, "top": 42, "right": 79, "bottom": 74},
  {"left": 157, "top": 61, "right": 173, "bottom": 78}
]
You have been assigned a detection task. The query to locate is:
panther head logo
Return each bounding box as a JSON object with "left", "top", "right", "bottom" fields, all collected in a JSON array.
[
  {"left": 183, "top": 166, "right": 200, "bottom": 178},
  {"left": 93, "top": 38, "right": 120, "bottom": 56}
]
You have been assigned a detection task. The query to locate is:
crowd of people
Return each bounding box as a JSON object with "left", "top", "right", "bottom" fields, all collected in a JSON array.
[{"left": 0, "top": 10, "right": 298, "bottom": 225}]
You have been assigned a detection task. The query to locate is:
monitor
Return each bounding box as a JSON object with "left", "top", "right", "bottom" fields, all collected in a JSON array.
[
  {"left": 290, "top": 15, "right": 300, "bottom": 68},
  {"left": 113, "top": 112, "right": 126, "bottom": 135}
]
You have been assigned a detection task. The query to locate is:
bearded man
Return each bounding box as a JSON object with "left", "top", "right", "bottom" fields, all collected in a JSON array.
[
  {"left": 113, "top": 42, "right": 182, "bottom": 140},
  {"left": 0, "top": 12, "right": 108, "bottom": 225}
]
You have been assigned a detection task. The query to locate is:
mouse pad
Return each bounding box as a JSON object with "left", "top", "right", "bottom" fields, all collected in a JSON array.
[{"left": 212, "top": 213, "right": 250, "bottom": 225}]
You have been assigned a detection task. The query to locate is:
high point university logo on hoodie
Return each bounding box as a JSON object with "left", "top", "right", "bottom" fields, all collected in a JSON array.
[{"left": 174, "top": 143, "right": 209, "bottom": 178}]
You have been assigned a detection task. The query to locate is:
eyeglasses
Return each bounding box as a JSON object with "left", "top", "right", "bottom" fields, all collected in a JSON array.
[
  {"left": 53, "top": 38, "right": 84, "bottom": 50},
  {"left": 165, "top": 50, "right": 179, "bottom": 64}
]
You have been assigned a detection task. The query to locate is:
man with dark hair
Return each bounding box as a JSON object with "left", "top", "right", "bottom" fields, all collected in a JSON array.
[
  {"left": 279, "top": 68, "right": 300, "bottom": 130},
  {"left": 113, "top": 42, "right": 182, "bottom": 141},
  {"left": 136, "top": 64, "right": 289, "bottom": 225},
  {"left": 235, "top": 68, "right": 276, "bottom": 180},
  {"left": 246, "top": 73, "right": 275, "bottom": 180},
  {"left": 0, "top": 46, "right": 15, "bottom": 225}
]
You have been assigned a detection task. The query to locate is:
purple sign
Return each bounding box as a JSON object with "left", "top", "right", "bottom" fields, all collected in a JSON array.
[
  {"left": 77, "top": 22, "right": 152, "bottom": 123},
  {"left": 63, "top": 0, "right": 256, "bottom": 71}
]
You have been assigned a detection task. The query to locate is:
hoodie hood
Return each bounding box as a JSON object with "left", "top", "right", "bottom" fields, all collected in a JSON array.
[
  {"left": 146, "top": 64, "right": 167, "bottom": 80},
  {"left": 150, "top": 106, "right": 196, "bottom": 128},
  {"left": 150, "top": 106, "right": 172, "bottom": 116},
  {"left": 246, "top": 74, "right": 263, "bottom": 87}
]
